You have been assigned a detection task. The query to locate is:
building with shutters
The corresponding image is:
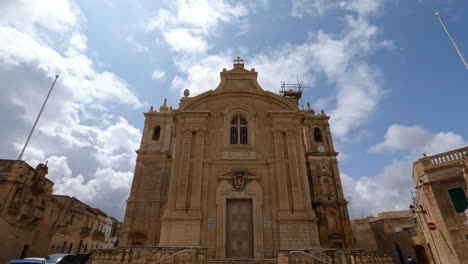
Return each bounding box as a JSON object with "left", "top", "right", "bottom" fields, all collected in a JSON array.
[
  {"left": 0, "top": 159, "right": 121, "bottom": 263},
  {"left": 118, "top": 57, "right": 355, "bottom": 260},
  {"left": 411, "top": 147, "right": 468, "bottom": 264}
]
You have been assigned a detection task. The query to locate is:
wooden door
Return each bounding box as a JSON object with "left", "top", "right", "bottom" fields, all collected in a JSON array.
[{"left": 226, "top": 199, "right": 253, "bottom": 258}]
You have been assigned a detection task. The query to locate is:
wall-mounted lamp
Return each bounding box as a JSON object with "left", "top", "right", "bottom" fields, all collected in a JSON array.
[{"left": 409, "top": 204, "right": 427, "bottom": 214}]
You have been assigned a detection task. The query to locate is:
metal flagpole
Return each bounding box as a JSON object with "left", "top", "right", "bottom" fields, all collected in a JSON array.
[
  {"left": 17, "top": 74, "right": 60, "bottom": 161},
  {"left": 435, "top": 11, "right": 468, "bottom": 71}
]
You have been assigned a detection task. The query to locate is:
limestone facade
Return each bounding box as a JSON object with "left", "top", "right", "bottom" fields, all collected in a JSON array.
[
  {"left": 351, "top": 211, "right": 423, "bottom": 263},
  {"left": 0, "top": 159, "right": 120, "bottom": 263},
  {"left": 411, "top": 147, "right": 468, "bottom": 264},
  {"left": 120, "top": 59, "right": 354, "bottom": 259}
]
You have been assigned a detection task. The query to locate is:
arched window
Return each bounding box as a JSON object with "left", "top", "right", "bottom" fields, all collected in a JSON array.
[
  {"left": 313, "top": 127, "right": 322, "bottom": 142},
  {"left": 152, "top": 126, "right": 161, "bottom": 141},
  {"left": 230, "top": 116, "right": 248, "bottom": 144}
]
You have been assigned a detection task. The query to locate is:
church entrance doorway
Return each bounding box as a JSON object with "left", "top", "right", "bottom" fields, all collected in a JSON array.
[{"left": 226, "top": 199, "right": 253, "bottom": 258}]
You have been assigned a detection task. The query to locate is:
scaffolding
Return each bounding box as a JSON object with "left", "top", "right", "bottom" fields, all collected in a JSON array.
[{"left": 279, "top": 76, "right": 310, "bottom": 109}]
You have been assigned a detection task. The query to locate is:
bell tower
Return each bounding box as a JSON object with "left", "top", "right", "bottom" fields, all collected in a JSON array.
[
  {"left": 302, "top": 104, "right": 353, "bottom": 248},
  {"left": 120, "top": 99, "right": 175, "bottom": 246}
]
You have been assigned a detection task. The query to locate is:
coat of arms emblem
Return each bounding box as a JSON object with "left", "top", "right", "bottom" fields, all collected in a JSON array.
[{"left": 232, "top": 172, "right": 247, "bottom": 190}]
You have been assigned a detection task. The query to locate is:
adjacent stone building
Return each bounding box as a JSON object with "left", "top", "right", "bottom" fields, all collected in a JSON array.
[
  {"left": 0, "top": 159, "right": 120, "bottom": 263},
  {"left": 0, "top": 160, "right": 53, "bottom": 261},
  {"left": 119, "top": 58, "right": 354, "bottom": 260},
  {"left": 411, "top": 147, "right": 468, "bottom": 264},
  {"left": 351, "top": 211, "right": 422, "bottom": 263}
]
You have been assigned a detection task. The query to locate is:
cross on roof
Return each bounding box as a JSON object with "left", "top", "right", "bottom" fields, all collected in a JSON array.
[{"left": 234, "top": 56, "right": 244, "bottom": 64}]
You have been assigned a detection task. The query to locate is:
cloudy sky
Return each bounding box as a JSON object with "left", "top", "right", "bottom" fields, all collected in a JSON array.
[{"left": 1, "top": 0, "right": 467, "bottom": 221}]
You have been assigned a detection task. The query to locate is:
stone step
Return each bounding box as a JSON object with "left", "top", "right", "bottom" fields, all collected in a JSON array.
[{"left": 207, "top": 259, "right": 277, "bottom": 264}]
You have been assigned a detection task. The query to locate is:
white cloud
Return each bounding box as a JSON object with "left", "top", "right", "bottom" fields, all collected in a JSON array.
[
  {"left": 125, "top": 36, "right": 150, "bottom": 53},
  {"left": 146, "top": 0, "right": 248, "bottom": 53},
  {"left": 172, "top": 54, "right": 233, "bottom": 95},
  {"left": 164, "top": 28, "right": 208, "bottom": 53},
  {"left": 344, "top": 124, "right": 466, "bottom": 218},
  {"left": 343, "top": 160, "right": 413, "bottom": 218},
  {"left": 47, "top": 155, "right": 134, "bottom": 216},
  {"left": 370, "top": 124, "right": 466, "bottom": 156},
  {"left": 290, "top": 0, "right": 382, "bottom": 18},
  {"left": 0, "top": 0, "right": 143, "bottom": 220},
  {"left": 290, "top": 0, "right": 330, "bottom": 17},
  {"left": 151, "top": 69, "right": 166, "bottom": 80},
  {"left": 0, "top": 0, "right": 81, "bottom": 35}
]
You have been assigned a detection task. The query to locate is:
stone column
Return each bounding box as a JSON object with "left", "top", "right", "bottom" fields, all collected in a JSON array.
[{"left": 176, "top": 129, "right": 193, "bottom": 209}]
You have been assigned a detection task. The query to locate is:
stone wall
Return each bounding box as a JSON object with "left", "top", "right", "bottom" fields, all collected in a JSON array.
[
  {"left": 278, "top": 249, "right": 394, "bottom": 264},
  {"left": 89, "top": 247, "right": 208, "bottom": 264}
]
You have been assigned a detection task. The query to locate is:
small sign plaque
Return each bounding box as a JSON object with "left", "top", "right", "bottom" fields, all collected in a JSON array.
[
  {"left": 208, "top": 219, "right": 217, "bottom": 227},
  {"left": 428, "top": 222, "right": 436, "bottom": 231}
]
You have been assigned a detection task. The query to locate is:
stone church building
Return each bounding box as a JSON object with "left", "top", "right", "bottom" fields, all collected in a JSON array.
[{"left": 119, "top": 58, "right": 354, "bottom": 259}]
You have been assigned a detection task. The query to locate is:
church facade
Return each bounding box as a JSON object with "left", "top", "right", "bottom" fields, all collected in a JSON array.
[{"left": 119, "top": 58, "right": 353, "bottom": 259}]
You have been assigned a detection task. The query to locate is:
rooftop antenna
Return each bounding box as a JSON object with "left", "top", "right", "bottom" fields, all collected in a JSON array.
[
  {"left": 435, "top": 11, "right": 468, "bottom": 71},
  {"left": 18, "top": 74, "right": 60, "bottom": 161},
  {"left": 279, "top": 75, "right": 310, "bottom": 109}
]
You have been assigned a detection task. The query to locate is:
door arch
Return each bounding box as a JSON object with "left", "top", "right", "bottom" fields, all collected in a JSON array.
[
  {"left": 414, "top": 245, "right": 429, "bottom": 264},
  {"left": 395, "top": 243, "right": 404, "bottom": 264}
]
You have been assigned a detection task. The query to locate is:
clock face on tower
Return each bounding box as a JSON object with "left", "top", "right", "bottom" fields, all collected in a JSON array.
[{"left": 317, "top": 145, "right": 326, "bottom": 152}]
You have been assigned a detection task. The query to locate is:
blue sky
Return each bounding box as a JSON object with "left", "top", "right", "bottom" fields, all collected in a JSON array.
[{"left": 0, "top": 0, "right": 467, "bottom": 220}]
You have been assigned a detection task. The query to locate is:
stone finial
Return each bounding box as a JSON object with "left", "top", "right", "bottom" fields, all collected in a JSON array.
[
  {"left": 159, "top": 98, "right": 169, "bottom": 112},
  {"left": 149, "top": 106, "right": 154, "bottom": 112},
  {"left": 184, "top": 89, "right": 190, "bottom": 97},
  {"left": 35, "top": 162, "right": 49, "bottom": 177},
  {"left": 321, "top": 109, "right": 325, "bottom": 115},
  {"left": 422, "top": 152, "right": 427, "bottom": 157},
  {"left": 306, "top": 102, "right": 315, "bottom": 114}
]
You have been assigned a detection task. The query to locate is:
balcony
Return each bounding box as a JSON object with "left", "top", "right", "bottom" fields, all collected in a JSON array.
[
  {"left": 80, "top": 226, "right": 92, "bottom": 237},
  {"left": 421, "top": 146, "right": 468, "bottom": 170},
  {"left": 92, "top": 230, "right": 105, "bottom": 240},
  {"left": 8, "top": 203, "right": 44, "bottom": 221}
]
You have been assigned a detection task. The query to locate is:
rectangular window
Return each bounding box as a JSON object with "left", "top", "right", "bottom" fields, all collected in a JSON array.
[{"left": 448, "top": 187, "right": 468, "bottom": 213}]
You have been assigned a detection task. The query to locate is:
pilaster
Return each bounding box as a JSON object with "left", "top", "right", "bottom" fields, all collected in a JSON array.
[
  {"left": 285, "top": 129, "right": 304, "bottom": 210},
  {"left": 190, "top": 130, "right": 206, "bottom": 209},
  {"left": 176, "top": 129, "right": 194, "bottom": 209},
  {"left": 273, "top": 129, "right": 290, "bottom": 210}
]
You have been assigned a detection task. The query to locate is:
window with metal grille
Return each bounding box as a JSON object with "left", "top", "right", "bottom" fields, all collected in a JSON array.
[{"left": 230, "top": 116, "right": 248, "bottom": 144}]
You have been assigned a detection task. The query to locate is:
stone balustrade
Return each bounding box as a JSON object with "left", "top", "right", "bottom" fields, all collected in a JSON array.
[
  {"left": 89, "top": 246, "right": 208, "bottom": 264},
  {"left": 278, "top": 249, "right": 394, "bottom": 264},
  {"left": 425, "top": 146, "right": 468, "bottom": 167}
]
